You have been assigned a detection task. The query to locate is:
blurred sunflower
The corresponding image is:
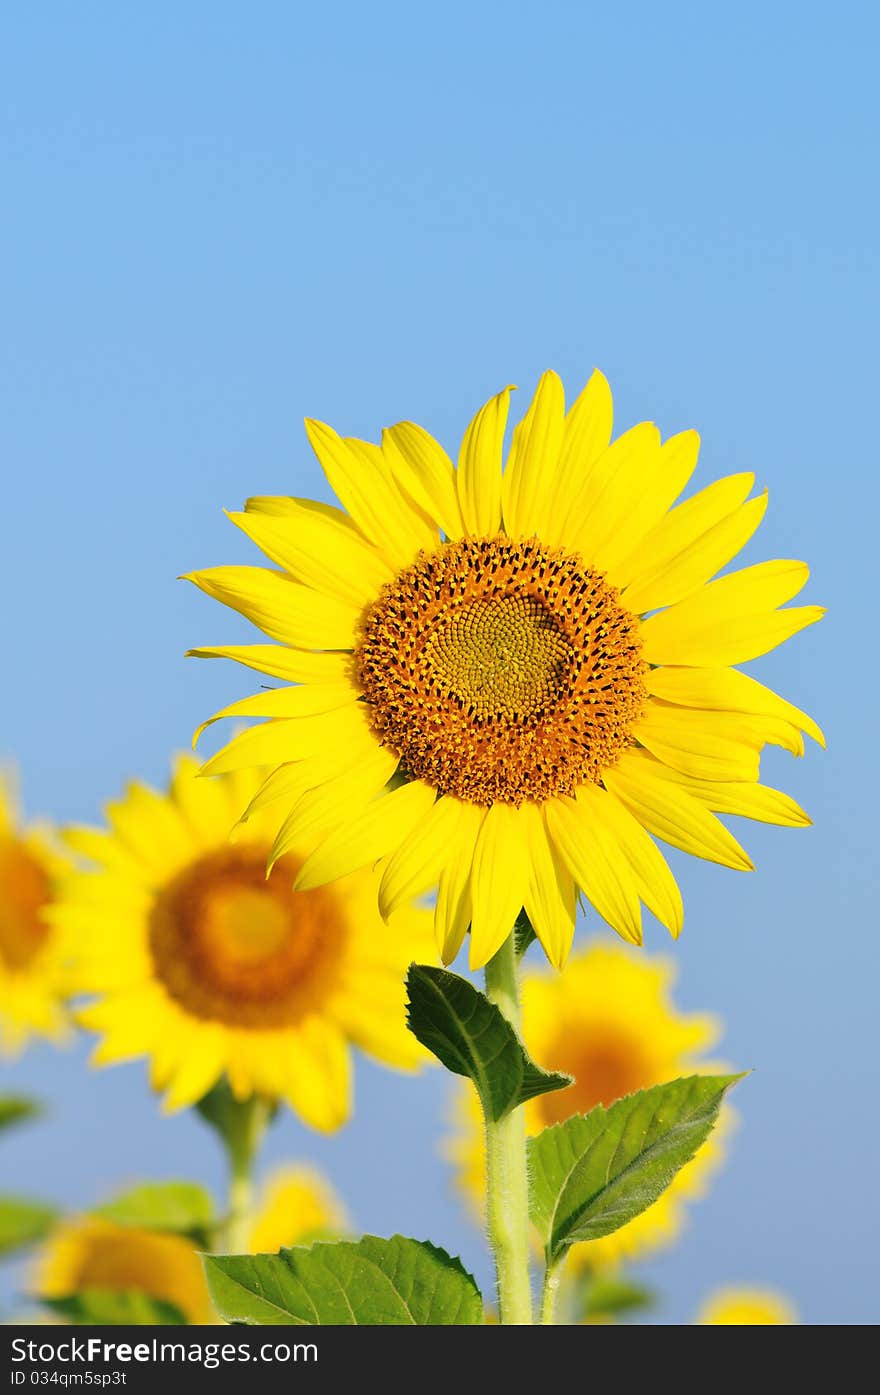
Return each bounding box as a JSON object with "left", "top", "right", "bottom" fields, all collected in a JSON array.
[
  {"left": 447, "top": 942, "right": 728, "bottom": 1268},
  {"left": 35, "top": 1167, "right": 346, "bottom": 1326},
  {"left": 0, "top": 770, "right": 71, "bottom": 1055},
  {"left": 54, "top": 755, "right": 433, "bottom": 1130},
  {"left": 187, "top": 370, "right": 823, "bottom": 970},
  {"left": 246, "top": 1164, "right": 347, "bottom": 1252},
  {"left": 35, "top": 1216, "right": 215, "bottom": 1325},
  {"left": 697, "top": 1287, "right": 797, "bottom": 1324}
]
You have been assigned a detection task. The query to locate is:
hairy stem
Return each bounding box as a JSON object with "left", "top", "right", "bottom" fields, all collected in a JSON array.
[{"left": 484, "top": 932, "right": 533, "bottom": 1325}]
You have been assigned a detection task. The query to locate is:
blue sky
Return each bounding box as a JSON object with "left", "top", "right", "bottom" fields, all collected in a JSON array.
[{"left": 1, "top": 3, "right": 877, "bottom": 1323}]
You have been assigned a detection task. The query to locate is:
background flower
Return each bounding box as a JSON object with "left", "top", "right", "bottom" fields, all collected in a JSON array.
[
  {"left": 0, "top": 771, "right": 71, "bottom": 1056},
  {"left": 53, "top": 755, "right": 434, "bottom": 1130},
  {"left": 697, "top": 1286, "right": 797, "bottom": 1324}
]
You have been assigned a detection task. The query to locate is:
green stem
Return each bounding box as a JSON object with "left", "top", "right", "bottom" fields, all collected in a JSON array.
[
  {"left": 484, "top": 932, "right": 533, "bottom": 1325},
  {"left": 220, "top": 1096, "right": 271, "bottom": 1253},
  {"left": 540, "top": 1259, "right": 562, "bottom": 1325}
]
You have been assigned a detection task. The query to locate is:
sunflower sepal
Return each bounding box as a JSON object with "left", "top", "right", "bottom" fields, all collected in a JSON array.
[
  {"left": 204, "top": 1234, "right": 484, "bottom": 1326},
  {"left": 529, "top": 1072, "right": 744, "bottom": 1267},
  {"left": 405, "top": 963, "right": 572, "bottom": 1121}
]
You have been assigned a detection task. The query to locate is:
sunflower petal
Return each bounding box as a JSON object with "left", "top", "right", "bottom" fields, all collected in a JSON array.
[
  {"left": 634, "top": 706, "right": 762, "bottom": 782},
  {"left": 502, "top": 370, "right": 565, "bottom": 539},
  {"left": 457, "top": 386, "right": 512, "bottom": 535},
  {"left": 519, "top": 803, "right": 577, "bottom": 969},
  {"left": 378, "top": 796, "right": 465, "bottom": 920},
  {"left": 622, "top": 491, "right": 768, "bottom": 613},
  {"left": 293, "top": 780, "right": 438, "bottom": 890},
  {"left": 575, "top": 784, "right": 683, "bottom": 937},
  {"left": 193, "top": 682, "right": 359, "bottom": 748},
  {"left": 545, "top": 795, "right": 642, "bottom": 945},
  {"left": 469, "top": 802, "right": 530, "bottom": 969},
  {"left": 599, "top": 430, "right": 701, "bottom": 576},
  {"left": 304, "top": 419, "right": 435, "bottom": 566},
  {"left": 383, "top": 422, "right": 464, "bottom": 539},
  {"left": 182, "top": 566, "right": 359, "bottom": 649},
  {"left": 435, "top": 803, "right": 483, "bottom": 964},
  {"left": 228, "top": 502, "right": 390, "bottom": 608},
  {"left": 186, "top": 645, "right": 353, "bottom": 685},
  {"left": 645, "top": 666, "right": 825, "bottom": 748},
  {"left": 603, "top": 751, "right": 753, "bottom": 870},
  {"left": 560, "top": 423, "right": 662, "bottom": 566},
  {"left": 641, "top": 604, "right": 825, "bottom": 666}
]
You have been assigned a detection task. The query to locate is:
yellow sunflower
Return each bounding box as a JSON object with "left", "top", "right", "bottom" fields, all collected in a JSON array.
[
  {"left": 0, "top": 770, "right": 71, "bottom": 1055},
  {"left": 54, "top": 755, "right": 433, "bottom": 1130},
  {"left": 246, "top": 1164, "right": 347, "bottom": 1253},
  {"left": 697, "top": 1287, "right": 797, "bottom": 1324},
  {"left": 35, "top": 1215, "right": 215, "bottom": 1325},
  {"left": 447, "top": 942, "right": 727, "bottom": 1268},
  {"left": 186, "top": 370, "right": 824, "bottom": 970}
]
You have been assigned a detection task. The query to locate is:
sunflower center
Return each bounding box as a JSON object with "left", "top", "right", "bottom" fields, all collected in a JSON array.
[
  {"left": 537, "top": 1024, "right": 653, "bottom": 1126},
  {"left": 356, "top": 536, "right": 647, "bottom": 806},
  {"left": 148, "top": 846, "right": 347, "bottom": 1028},
  {"left": 0, "top": 840, "right": 52, "bottom": 971}
]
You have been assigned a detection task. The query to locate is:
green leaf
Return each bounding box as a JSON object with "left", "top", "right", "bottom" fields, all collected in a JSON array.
[
  {"left": 43, "top": 1290, "right": 187, "bottom": 1325},
  {"left": 205, "top": 1234, "right": 483, "bottom": 1326},
  {"left": 514, "top": 909, "right": 537, "bottom": 959},
  {"left": 529, "top": 1073, "right": 743, "bottom": 1264},
  {"left": 581, "top": 1275, "right": 656, "bottom": 1320},
  {"left": 0, "top": 1195, "right": 59, "bottom": 1255},
  {"left": 406, "top": 964, "right": 571, "bottom": 1121},
  {"left": 0, "top": 1095, "right": 42, "bottom": 1134},
  {"left": 95, "top": 1181, "right": 214, "bottom": 1240}
]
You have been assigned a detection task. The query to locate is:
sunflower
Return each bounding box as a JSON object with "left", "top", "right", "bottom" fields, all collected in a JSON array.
[
  {"left": 697, "top": 1287, "right": 797, "bottom": 1324},
  {"left": 246, "top": 1164, "right": 347, "bottom": 1253},
  {"left": 35, "top": 1215, "right": 215, "bottom": 1324},
  {"left": 0, "top": 770, "right": 71, "bottom": 1055},
  {"left": 447, "top": 942, "right": 727, "bottom": 1268},
  {"left": 186, "top": 371, "right": 823, "bottom": 969},
  {"left": 54, "top": 755, "right": 433, "bottom": 1130}
]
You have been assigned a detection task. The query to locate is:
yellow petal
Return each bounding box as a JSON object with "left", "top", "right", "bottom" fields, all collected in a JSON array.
[
  {"left": 278, "top": 1018, "right": 352, "bottom": 1132},
  {"left": 378, "top": 796, "right": 465, "bottom": 920},
  {"left": 560, "top": 423, "right": 662, "bottom": 566},
  {"left": 435, "top": 804, "right": 484, "bottom": 964},
  {"left": 641, "top": 604, "right": 825, "bottom": 667},
  {"left": 621, "top": 491, "right": 768, "bottom": 613},
  {"left": 613, "top": 472, "right": 756, "bottom": 593},
  {"left": 645, "top": 666, "right": 825, "bottom": 748},
  {"left": 501, "top": 370, "right": 565, "bottom": 539},
  {"left": 294, "top": 780, "right": 438, "bottom": 890},
  {"left": 518, "top": 803, "right": 577, "bottom": 969},
  {"left": 539, "top": 369, "right": 614, "bottom": 547},
  {"left": 268, "top": 745, "right": 400, "bottom": 868},
  {"left": 457, "top": 386, "right": 512, "bottom": 535},
  {"left": 642, "top": 558, "right": 810, "bottom": 654},
  {"left": 545, "top": 795, "right": 642, "bottom": 945},
  {"left": 182, "top": 566, "right": 359, "bottom": 649},
  {"left": 383, "top": 422, "right": 464, "bottom": 539},
  {"left": 228, "top": 501, "right": 390, "bottom": 607},
  {"left": 186, "top": 644, "right": 353, "bottom": 685},
  {"left": 575, "top": 784, "right": 683, "bottom": 936},
  {"left": 603, "top": 751, "right": 753, "bottom": 870},
  {"left": 599, "top": 430, "right": 701, "bottom": 577},
  {"left": 468, "top": 803, "right": 530, "bottom": 969},
  {"left": 193, "top": 682, "right": 359, "bottom": 748},
  {"left": 644, "top": 764, "right": 811, "bottom": 827},
  {"left": 634, "top": 706, "right": 762, "bottom": 782},
  {"left": 199, "top": 703, "right": 376, "bottom": 777},
  {"left": 304, "top": 419, "right": 435, "bottom": 566}
]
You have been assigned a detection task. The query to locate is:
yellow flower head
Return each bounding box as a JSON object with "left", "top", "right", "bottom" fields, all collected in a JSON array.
[
  {"left": 54, "top": 755, "right": 434, "bottom": 1130},
  {"left": 448, "top": 942, "right": 727, "bottom": 1268},
  {"left": 247, "top": 1165, "right": 347, "bottom": 1253},
  {"left": 697, "top": 1286, "right": 797, "bottom": 1324},
  {"left": 187, "top": 371, "right": 824, "bottom": 970},
  {"left": 0, "top": 770, "right": 71, "bottom": 1055},
  {"left": 35, "top": 1216, "right": 215, "bottom": 1325}
]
